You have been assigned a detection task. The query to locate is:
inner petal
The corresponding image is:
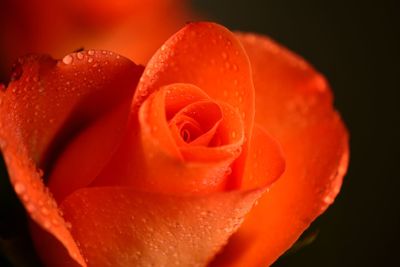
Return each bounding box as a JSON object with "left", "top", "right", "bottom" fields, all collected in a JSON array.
[
  {"left": 177, "top": 116, "right": 202, "bottom": 143},
  {"left": 92, "top": 83, "right": 245, "bottom": 194},
  {"left": 168, "top": 100, "right": 222, "bottom": 147}
]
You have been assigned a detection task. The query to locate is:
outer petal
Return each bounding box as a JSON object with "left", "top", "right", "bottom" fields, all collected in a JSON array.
[
  {"left": 210, "top": 34, "right": 349, "bottom": 266},
  {"left": 59, "top": 186, "right": 264, "bottom": 267},
  {"left": 0, "top": 52, "right": 143, "bottom": 266},
  {"left": 134, "top": 22, "right": 255, "bottom": 188}
]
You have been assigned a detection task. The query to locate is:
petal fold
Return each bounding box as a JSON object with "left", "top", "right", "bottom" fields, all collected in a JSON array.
[{"left": 0, "top": 51, "right": 143, "bottom": 266}]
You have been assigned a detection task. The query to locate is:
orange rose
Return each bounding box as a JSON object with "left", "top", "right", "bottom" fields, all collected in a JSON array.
[{"left": 0, "top": 22, "right": 349, "bottom": 266}]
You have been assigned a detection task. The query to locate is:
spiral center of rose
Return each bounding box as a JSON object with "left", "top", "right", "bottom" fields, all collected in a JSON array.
[
  {"left": 177, "top": 117, "right": 202, "bottom": 143},
  {"left": 167, "top": 100, "right": 222, "bottom": 147},
  {"left": 138, "top": 83, "right": 245, "bottom": 164}
]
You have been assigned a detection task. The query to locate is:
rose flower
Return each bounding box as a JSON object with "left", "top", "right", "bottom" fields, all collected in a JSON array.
[{"left": 0, "top": 22, "right": 349, "bottom": 266}]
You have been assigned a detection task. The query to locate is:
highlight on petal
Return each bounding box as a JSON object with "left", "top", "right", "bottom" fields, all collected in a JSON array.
[
  {"left": 0, "top": 51, "right": 143, "bottom": 266},
  {"left": 210, "top": 33, "right": 349, "bottom": 266},
  {"left": 58, "top": 186, "right": 264, "bottom": 267},
  {"left": 93, "top": 83, "right": 245, "bottom": 195},
  {"left": 134, "top": 21, "right": 256, "bottom": 189}
]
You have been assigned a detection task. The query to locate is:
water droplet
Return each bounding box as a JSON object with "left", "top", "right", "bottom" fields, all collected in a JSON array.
[
  {"left": 14, "top": 182, "right": 25, "bottom": 194},
  {"left": 65, "top": 222, "right": 72, "bottom": 229},
  {"left": 26, "top": 203, "right": 36, "bottom": 213},
  {"left": 88, "top": 58, "right": 94, "bottom": 63},
  {"left": 62, "top": 55, "right": 73, "bottom": 65},
  {"left": 22, "top": 194, "right": 29, "bottom": 202},
  {"left": 222, "top": 52, "right": 228, "bottom": 59},
  {"left": 41, "top": 207, "right": 50, "bottom": 215},
  {"left": 52, "top": 218, "right": 59, "bottom": 226},
  {"left": 43, "top": 220, "right": 51, "bottom": 229},
  {"left": 88, "top": 50, "right": 95, "bottom": 56},
  {"left": 323, "top": 194, "right": 334, "bottom": 204},
  {"left": 77, "top": 52, "right": 84, "bottom": 60}
]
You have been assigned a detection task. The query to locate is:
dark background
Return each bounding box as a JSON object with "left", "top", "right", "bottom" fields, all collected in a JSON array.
[
  {"left": 191, "top": 0, "right": 400, "bottom": 266},
  {"left": 1, "top": 0, "right": 399, "bottom": 266}
]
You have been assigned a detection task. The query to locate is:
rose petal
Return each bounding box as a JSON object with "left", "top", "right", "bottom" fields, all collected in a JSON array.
[
  {"left": 48, "top": 100, "right": 132, "bottom": 203},
  {"left": 169, "top": 100, "right": 222, "bottom": 146},
  {"left": 210, "top": 33, "right": 349, "bottom": 266},
  {"left": 241, "top": 124, "right": 286, "bottom": 190},
  {"left": 0, "top": 51, "right": 143, "bottom": 266},
  {"left": 93, "top": 83, "right": 245, "bottom": 195},
  {"left": 134, "top": 22, "right": 256, "bottom": 188},
  {"left": 58, "top": 186, "right": 264, "bottom": 267}
]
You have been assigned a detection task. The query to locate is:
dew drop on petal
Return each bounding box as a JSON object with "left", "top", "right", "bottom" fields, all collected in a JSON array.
[
  {"left": 231, "top": 131, "right": 237, "bottom": 139},
  {"left": 14, "top": 182, "right": 26, "bottom": 194},
  {"left": 26, "top": 203, "right": 36, "bottom": 213},
  {"left": 41, "top": 207, "right": 50, "bottom": 215},
  {"left": 62, "top": 55, "right": 73, "bottom": 65},
  {"left": 43, "top": 220, "right": 51, "bottom": 229},
  {"left": 65, "top": 221, "right": 72, "bottom": 229}
]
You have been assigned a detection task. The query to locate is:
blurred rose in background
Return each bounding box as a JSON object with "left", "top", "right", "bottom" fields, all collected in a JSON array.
[{"left": 0, "top": 0, "right": 194, "bottom": 83}]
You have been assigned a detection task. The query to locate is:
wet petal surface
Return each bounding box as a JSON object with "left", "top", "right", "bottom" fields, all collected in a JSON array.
[{"left": 210, "top": 33, "right": 349, "bottom": 266}]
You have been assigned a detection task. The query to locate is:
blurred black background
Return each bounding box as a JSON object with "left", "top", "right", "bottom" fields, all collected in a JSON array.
[
  {"left": 191, "top": 0, "right": 400, "bottom": 266},
  {"left": 1, "top": 0, "right": 399, "bottom": 266}
]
